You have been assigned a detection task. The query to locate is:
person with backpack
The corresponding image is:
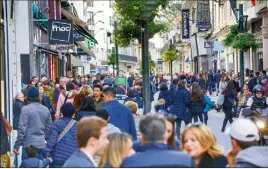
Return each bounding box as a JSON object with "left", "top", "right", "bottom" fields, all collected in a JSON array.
[
  {"left": 45, "top": 103, "right": 78, "bottom": 168},
  {"left": 190, "top": 82, "right": 206, "bottom": 123},
  {"left": 55, "top": 82, "right": 77, "bottom": 120}
]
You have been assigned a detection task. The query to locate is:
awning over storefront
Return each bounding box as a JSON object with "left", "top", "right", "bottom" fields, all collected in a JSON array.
[
  {"left": 33, "top": 44, "right": 59, "bottom": 55},
  {"left": 71, "top": 55, "right": 83, "bottom": 67},
  {"left": 61, "top": 8, "right": 98, "bottom": 44},
  {"left": 119, "top": 54, "right": 138, "bottom": 63},
  {"left": 75, "top": 41, "right": 95, "bottom": 58}
]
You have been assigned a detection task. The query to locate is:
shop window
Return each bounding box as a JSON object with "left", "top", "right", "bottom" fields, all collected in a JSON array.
[{"left": 252, "top": 19, "right": 262, "bottom": 33}]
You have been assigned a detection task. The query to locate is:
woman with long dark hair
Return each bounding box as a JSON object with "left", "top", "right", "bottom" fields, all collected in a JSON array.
[
  {"left": 190, "top": 82, "right": 206, "bottom": 123},
  {"left": 221, "top": 81, "right": 238, "bottom": 132},
  {"left": 75, "top": 96, "right": 96, "bottom": 121}
]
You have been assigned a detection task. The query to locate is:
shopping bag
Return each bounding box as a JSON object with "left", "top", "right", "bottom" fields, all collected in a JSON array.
[
  {"left": 0, "top": 153, "right": 11, "bottom": 168},
  {"left": 217, "top": 94, "right": 225, "bottom": 106}
]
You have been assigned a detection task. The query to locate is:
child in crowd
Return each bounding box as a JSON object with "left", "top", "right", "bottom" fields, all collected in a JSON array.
[
  {"left": 125, "top": 101, "right": 140, "bottom": 138},
  {"left": 203, "top": 90, "right": 216, "bottom": 125},
  {"left": 20, "top": 145, "right": 52, "bottom": 168},
  {"left": 154, "top": 99, "right": 169, "bottom": 113}
]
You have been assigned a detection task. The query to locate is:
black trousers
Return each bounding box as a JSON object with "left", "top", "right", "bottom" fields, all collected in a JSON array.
[
  {"left": 221, "top": 101, "right": 233, "bottom": 131},
  {"left": 192, "top": 113, "right": 203, "bottom": 123}
]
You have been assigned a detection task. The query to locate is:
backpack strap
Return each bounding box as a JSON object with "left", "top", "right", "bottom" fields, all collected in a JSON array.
[
  {"left": 57, "top": 119, "right": 75, "bottom": 142},
  {"left": 38, "top": 160, "right": 43, "bottom": 168},
  {"left": 63, "top": 92, "right": 70, "bottom": 104}
]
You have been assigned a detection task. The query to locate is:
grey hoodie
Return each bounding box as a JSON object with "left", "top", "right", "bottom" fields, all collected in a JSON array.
[
  {"left": 107, "top": 123, "right": 121, "bottom": 134},
  {"left": 236, "top": 146, "right": 268, "bottom": 168}
]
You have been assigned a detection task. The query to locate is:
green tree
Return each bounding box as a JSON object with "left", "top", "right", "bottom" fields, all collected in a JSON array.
[
  {"left": 113, "top": 0, "right": 171, "bottom": 47},
  {"left": 223, "top": 24, "right": 259, "bottom": 51},
  {"left": 163, "top": 48, "right": 179, "bottom": 77},
  {"left": 108, "top": 53, "right": 116, "bottom": 76},
  {"left": 140, "top": 56, "right": 157, "bottom": 73}
]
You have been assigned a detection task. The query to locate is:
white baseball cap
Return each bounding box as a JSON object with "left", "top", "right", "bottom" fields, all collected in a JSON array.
[{"left": 225, "top": 118, "right": 260, "bottom": 142}]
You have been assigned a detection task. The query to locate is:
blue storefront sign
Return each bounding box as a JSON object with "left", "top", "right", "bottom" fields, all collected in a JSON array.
[
  {"left": 181, "top": 9, "right": 190, "bottom": 39},
  {"left": 196, "top": 0, "right": 211, "bottom": 29}
]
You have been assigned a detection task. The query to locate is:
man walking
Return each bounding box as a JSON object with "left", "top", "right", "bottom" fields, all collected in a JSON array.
[
  {"left": 63, "top": 116, "right": 109, "bottom": 167},
  {"left": 121, "top": 113, "right": 195, "bottom": 167},
  {"left": 103, "top": 87, "right": 137, "bottom": 140},
  {"left": 214, "top": 70, "right": 222, "bottom": 96},
  {"left": 13, "top": 87, "right": 52, "bottom": 160},
  {"left": 93, "top": 85, "right": 105, "bottom": 111}
]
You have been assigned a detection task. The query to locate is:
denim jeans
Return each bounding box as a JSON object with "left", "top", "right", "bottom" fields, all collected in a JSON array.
[
  {"left": 175, "top": 118, "right": 189, "bottom": 140},
  {"left": 192, "top": 113, "right": 203, "bottom": 123},
  {"left": 208, "top": 84, "right": 214, "bottom": 95},
  {"left": 203, "top": 113, "right": 208, "bottom": 125},
  {"left": 22, "top": 147, "right": 46, "bottom": 161}
]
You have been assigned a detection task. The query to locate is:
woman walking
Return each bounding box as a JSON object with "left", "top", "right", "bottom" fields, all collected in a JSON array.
[
  {"left": 75, "top": 96, "right": 96, "bottom": 121},
  {"left": 170, "top": 80, "right": 191, "bottom": 139},
  {"left": 190, "top": 82, "right": 206, "bottom": 123},
  {"left": 221, "top": 81, "right": 238, "bottom": 132}
]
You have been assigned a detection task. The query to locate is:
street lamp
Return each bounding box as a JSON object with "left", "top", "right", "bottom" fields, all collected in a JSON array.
[
  {"left": 89, "top": 20, "right": 104, "bottom": 30},
  {"left": 238, "top": 4, "right": 248, "bottom": 91},
  {"left": 141, "top": 0, "right": 158, "bottom": 114},
  {"left": 89, "top": 10, "right": 103, "bottom": 20},
  {"left": 94, "top": 28, "right": 104, "bottom": 36}
]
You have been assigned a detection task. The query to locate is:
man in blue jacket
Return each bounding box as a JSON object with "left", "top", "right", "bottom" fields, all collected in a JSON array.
[
  {"left": 121, "top": 113, "right": 195, "bottom": 168},
  {"left": 103, "top": 87, "right": 137, "bottom": 140},
  {"left": 214, "top": 70, "right": 222, "bottom": 96}
]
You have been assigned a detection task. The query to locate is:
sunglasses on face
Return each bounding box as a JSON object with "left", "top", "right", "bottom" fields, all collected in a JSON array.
[{"left": 256, "top": 92, "right": 263, "bottom": 95}]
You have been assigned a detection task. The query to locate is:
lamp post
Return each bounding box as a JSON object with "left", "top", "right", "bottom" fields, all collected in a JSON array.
[
  {"left": 88, "top": 10, "right": 103, "bottom": 20},
  {"left": 141, "top": 1, "right": 158, "bottom": 114},
  {"left": 89, "top": 20, "right": 104, "bottom": 30},
  {"left": 114, "top": 21, "right": 119, "bottom": 76},
  {"left": 238, "top": 4, "right": 248, "bottom": 91}
]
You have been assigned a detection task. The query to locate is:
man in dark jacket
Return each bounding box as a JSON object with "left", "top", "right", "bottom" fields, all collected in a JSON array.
[
  {"left": 121, "top": 114, "right": 195, "bottom": 167},
  {"left": 207, "top": 70, "right": 215, "bottom": 95},
  {"left": 214, "top": 70, "right": 222, "bottom": 95},
  {"left": 13, "top": 87, "right": 52, "bottom": 160},
  {"left": 198, "top": 74, "right": 206, "bottom": 91},
  {"left": 103, "top": 87, "right": 137, "bottom": 140},
  {"left": 63, "top": 116, "right": 109, "bottom": 168}
]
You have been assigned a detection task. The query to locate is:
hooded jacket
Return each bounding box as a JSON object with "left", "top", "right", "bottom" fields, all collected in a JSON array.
[{"left": 236, "top": 146, "right": 268, "bottom": 168}]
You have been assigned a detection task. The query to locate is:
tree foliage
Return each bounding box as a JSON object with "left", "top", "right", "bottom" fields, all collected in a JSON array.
[
  {"left": 223, "top": 24, "right": 259, "bottom": 51},
  {"left": 140, "top": 55, "right": 157, "bottom": 73},
  {"left": 114, "top": 0, "right": 171, "bottom": 47},
  {"left": 107, "top": 53, "right": 116, "bottom": 66},
  {"left": 232, "top": 33, "right": 260, "bottom": 51},
  {"left": 163, "top": 49, "right": 179, "bottom": 62}
]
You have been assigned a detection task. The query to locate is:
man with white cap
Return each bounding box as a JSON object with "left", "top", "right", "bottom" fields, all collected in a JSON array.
[{"left": 225, "top": 118, "right": 268, "bottom": 167}]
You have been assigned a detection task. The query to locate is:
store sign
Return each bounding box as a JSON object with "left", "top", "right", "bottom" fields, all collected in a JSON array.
[
  {"left": 51, "top": 44, "right": 77, "bottom": 53},
  {"left": 181, "top": 9, "right": 190, "bottom": 39},
  {"left": 196, "top": 0, "right": 211, "bottom": 29},
  {"left": 48, "top": 20, "right": 74, "bottom": 45},
  {"left": 74, "top": 30, "right": 85, "bottom": 41}
]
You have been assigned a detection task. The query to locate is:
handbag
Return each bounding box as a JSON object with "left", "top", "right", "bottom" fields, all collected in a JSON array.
[
  {"left": 217, "top": 94, "right": 225, "bottom": 106},
  {"left": 57, "top": 119, "right": 75, "bottom": 143},
  {"left": 2, "top": 113, "right": 12, "bottom": 136}
]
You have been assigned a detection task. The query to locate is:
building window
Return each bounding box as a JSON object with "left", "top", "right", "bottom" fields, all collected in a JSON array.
[
  {"left": 109, "top": 0, "right": 113, "bottom": 8},
  {"left": 87, "top": 0, "right": 94, "bottom": 7},
  {"left": 109, "top": 16, "right": 112, "bottom": 26}
]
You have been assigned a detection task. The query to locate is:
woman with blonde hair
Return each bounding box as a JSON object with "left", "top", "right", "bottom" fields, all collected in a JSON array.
[
  {"left": 98, "top": 133, "right": 135, "bottom": 168},
  {"left": 181, "top": 124, "right": 227, "bottom": 167},
  {"left": 73, "top": 85, "right": 93, "bottom": 110}
]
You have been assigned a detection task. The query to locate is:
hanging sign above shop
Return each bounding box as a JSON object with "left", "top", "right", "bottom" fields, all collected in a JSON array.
[
  {"left": 48, "top": 19, "right": 74, "bottom": 45},
  {"left": 181, "top": 9, "right": 190, "bottom": 39},
  {"left": 196, "top": 0, "right": 211, "bottom": 29}
]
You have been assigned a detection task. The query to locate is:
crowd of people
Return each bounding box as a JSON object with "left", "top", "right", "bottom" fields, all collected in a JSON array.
[{"left": 0, "top": 68, "right": 268, "bottom": 168}]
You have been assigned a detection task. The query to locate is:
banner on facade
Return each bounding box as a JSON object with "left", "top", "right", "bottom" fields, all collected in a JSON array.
[
  {"left": 48, "top": 19, "right": 74, "bottom": 45},
  {"left": 181, "top": 9, "right": 190, "bottom": 39},
  {"left": 74, "top": 30, "right": 85, "bottom": 42},
  {"left": 196, "top": 0, "right": 211, "bottom": 29}
]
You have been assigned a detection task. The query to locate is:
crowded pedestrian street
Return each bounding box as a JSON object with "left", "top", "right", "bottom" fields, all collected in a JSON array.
[{"left": 1, "top": 0, "right": 268, "bottom": 168}]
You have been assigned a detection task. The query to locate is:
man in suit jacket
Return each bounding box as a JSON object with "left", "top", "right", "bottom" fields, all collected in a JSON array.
[{"left": 63, "top": 116, "right": 109, "bottom": 168}]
